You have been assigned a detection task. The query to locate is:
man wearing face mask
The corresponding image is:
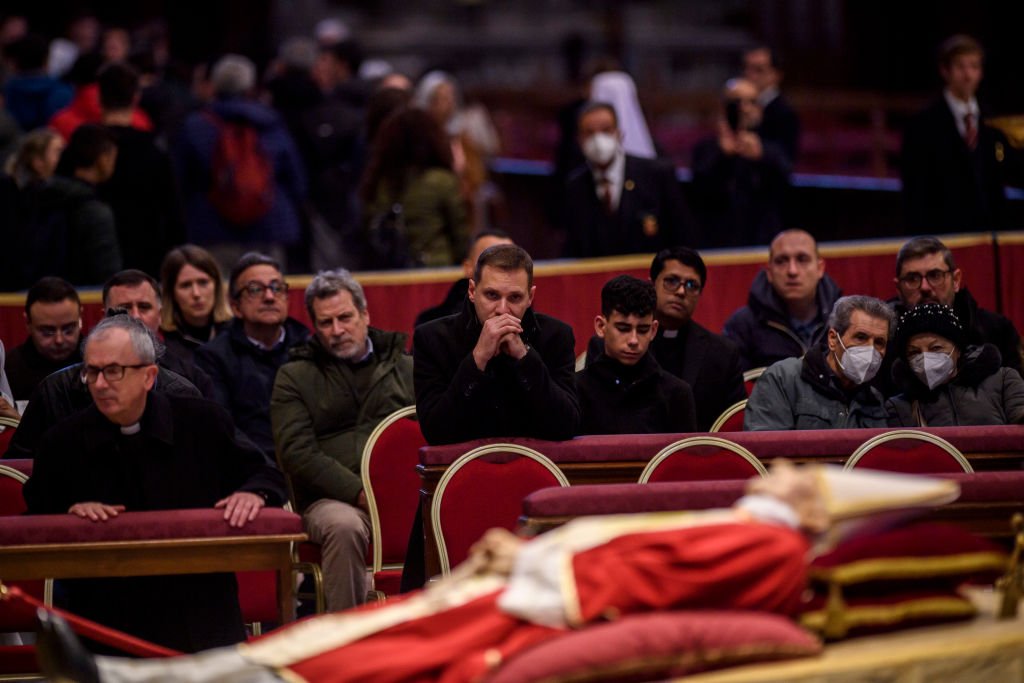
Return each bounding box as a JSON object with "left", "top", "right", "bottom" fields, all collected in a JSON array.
[
  {"left": 885, "top": 303, "right": 1024, "bottom": 427},
  {"left": 562, "top": 102, "right": 691, "bottom": 257},
  {"left": 744, "top": 295, "right": 893, "bottom": 431}
]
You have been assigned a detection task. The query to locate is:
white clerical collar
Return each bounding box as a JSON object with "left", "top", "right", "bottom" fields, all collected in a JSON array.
[
  {"left": 120, "top": 422, "right": 141, "bottom": 435},
  {"left": 248, "top": 327, "right": 286, "bottom": 351},
  {"left": 662, "top": 329, "right": 679, "bottom": 339}
]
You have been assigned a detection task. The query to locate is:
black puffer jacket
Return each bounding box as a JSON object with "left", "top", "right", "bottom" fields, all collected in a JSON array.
[{"left": 886, "top": 343, "right": 1024, "bottom": 427}]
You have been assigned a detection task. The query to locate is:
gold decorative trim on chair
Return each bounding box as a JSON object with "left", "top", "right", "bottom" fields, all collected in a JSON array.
[
  {"left": 844, "top": 429, "right": 973, "bottom": 473},
  {"left": 431, "top": 444, "right": 570, "bottom": 576},
  {"left": 709, "top": 400, "right": 748, "bottom": 433},
  {"left": 639, "top": 436, "right": 767, "bottom": 483}
]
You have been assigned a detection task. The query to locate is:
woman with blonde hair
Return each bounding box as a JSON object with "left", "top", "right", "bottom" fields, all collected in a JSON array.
[
  {"left": 160, "top": 244, "right": 232, "bottom": 365},
  {"left": 4, "top": 128, "right": 65, "bottom": 187}
]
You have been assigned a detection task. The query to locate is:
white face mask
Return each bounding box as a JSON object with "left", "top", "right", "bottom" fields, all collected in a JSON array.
[
  {"left": 582, "top": 132, "right": 619, "bottom": 166},
  {"left": 834, "top": 334, "right": 882, "bottom": 385},
  {"left": 909, "top": 351, "right": 956, "bottom": 390}
]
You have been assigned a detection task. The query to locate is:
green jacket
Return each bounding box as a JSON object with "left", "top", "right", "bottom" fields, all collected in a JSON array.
[{"left": 271, "top": 328, "right": 414, "bottom": 511}]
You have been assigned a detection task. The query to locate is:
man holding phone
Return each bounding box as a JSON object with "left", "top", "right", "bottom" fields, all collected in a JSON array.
[{"left": 690, "top": 77, "right": 793, "bottom": 247}]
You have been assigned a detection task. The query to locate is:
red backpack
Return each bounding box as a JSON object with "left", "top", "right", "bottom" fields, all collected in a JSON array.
[{"left": 205, "top": 113, "right": 274, "bottom": 227}]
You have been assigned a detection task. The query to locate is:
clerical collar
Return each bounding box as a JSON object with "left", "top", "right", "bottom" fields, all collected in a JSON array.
[
  {"left": 662, "top": 329, "right": 679, "bottom": 339},
  {"left": 248, "top": 327, "right": 286, "bottom": 351},
  {"left": 120, "top": 422, "right": 141, "bottom": 435}
]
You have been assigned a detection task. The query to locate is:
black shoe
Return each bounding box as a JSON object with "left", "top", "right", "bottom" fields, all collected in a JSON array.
[{"left": 35, "top": 608, "right": 101, "bottom": 683}]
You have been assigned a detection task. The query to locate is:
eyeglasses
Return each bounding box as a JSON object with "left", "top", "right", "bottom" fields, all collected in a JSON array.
[
  {"left": 660, "top": 275, "right": 702, "bottom": 294},
  {"left": 34, "top": 323, "right": 79, "bottom": 339},
  {"left": 236, "top": 281, "right": 288, "bottom": 299},
  {"left": 898, "top": 269, "right": 951, "bottom": 289},
  {"left": 80, "top": 363, "right": 149, "bottom": 384}
]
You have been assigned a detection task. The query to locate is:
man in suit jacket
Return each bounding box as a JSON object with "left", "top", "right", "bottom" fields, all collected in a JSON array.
[
  {"left": 589, "top": 247, "right": 745, "bottom": 431},
  {"left": 901, "top": 35, "right": 1021, "bottom": 231},
  {"left": 562, "top": 102, "right": 691, "bottom": 257},
  {"left": 743, "top": 45, "right": 800, "bottom": 166}
]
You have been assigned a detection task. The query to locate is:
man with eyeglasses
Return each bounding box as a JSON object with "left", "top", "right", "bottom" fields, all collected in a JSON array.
[
  {"left": 587, "top": 247, "right": 744, "bottom": 431},
  {"left": 5, "top": 276, "right": 83, "bottom": 402},
  {"left": 24, "top": 315, "right": 287, "bottom": 652},
  {"left": 196, "top": 252, "right": 310, "bottom": 455},
  {"left": 889, "top": 236, "right": 1021, "bottom": 380},
  {"left": 724, "top": 229, "right": 842, "bottom": 372}
]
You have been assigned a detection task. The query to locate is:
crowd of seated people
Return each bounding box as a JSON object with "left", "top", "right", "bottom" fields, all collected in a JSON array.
[{"left": 0, "top": 13, "right": 1022, "bottom": 667}]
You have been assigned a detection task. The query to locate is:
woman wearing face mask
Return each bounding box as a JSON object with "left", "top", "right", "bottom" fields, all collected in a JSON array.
[{"left": 886, "top": 303, "right": 1024, "bottom": 427}]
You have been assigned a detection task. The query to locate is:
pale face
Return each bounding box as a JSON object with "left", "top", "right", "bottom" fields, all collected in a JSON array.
[
  {"left": 827, "top": 310, "right": 890, "bottom": 359},
  {"left": 429, "top": 81, "right": 457, "bottom": 125},
  {"left": 596, "top": 311, "right": 657, "bottom": 366},
  {"left": 468, "top": 266, "right": 535, "bottom": 323},
  {"left": 106, "top": 282, "right": 162, "bottom": 334},
  {"left": 174, "top": 263, "right": 217, "bottom": 327},
  {"left": 906, "top": 332, "right": 959, "bottom": 365},
  {"left": 31, "top": 136, "right": 65, "bottom": 180},
  {"left": 653, "top": 260, "right": 702, "bottom": 329},
  {"left": 83, "top": 328, "right": 158, "bottom": 426},
  {"left": 577, "top": 107, "right": 620, "bottom": 146},
  {"left": 312, "top": 290, "right": 370, "bottom": 360},
  {"left": 725, "top": 78, "right": 762, "bottom": 129},
  {"left": 26, "top": 299, "right": 82, "bottom": 362},
  {"left": 766, "top": 231, "right": 825, "bottom": 306},
  {"left": 743, "top": 48, "right": 780, "bottom": 93},
  {"left": 462, "top": 235, "right": 514, "bottom": 280},
  {"left": 941, "top": 52, "right": 983, "bottom": 102},
  {"left": 895, "top": 252, "right": 961, "bottom": 309},
  {"left": 230, "top": 265, "right": 289, "bottom": 327}
]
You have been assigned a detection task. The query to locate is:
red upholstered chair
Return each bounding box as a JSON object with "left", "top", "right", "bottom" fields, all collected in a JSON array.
[
  {"left": 0, "top": 416, "right": 18, "bottom": 455},
  {"left": 0, "top": 464, "right": 51, "bottom": 679},
  {"left": 743, "top": 368, "right": 766, "bottom": 397},
  {"left": 709, "top": 400, "right": 747, "bottom": 433},
  {"left": 361, "top": 405, "right": 424, "bottom": 598},
  {"left": 844, "top": 430, "right": 973, "bottom": 474},
  {"left": 638, "top": 436, "right": 767, "bottom": 483},
  {"left": 431, "top": 444, "right": 570, "bottom": 576}
]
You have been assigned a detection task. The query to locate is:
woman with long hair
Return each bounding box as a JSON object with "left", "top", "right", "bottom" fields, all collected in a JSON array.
[
  {"left": 4, "top": 128, "right": 65, "bottom": 188},
  {"left": 358, "top": 106, "right": 467, "bottom": 268},
  {"left": 159, "top": 244, "right": 232, "bottom": 365}
]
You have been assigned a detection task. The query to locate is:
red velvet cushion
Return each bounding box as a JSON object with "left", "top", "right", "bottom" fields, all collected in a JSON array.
[
  {"left": 522, "top": 480, "right": 746, "bottom": 518},
  {"left": 852, "top": 440, "right": 968, "bottom": 474},
  {"left": 488, "top": 611, "right": 822, "bottom": 683},
  {"left": 0, "top": 645, "right": 39, "bottom": 676},
  {"left": 0, "top": 508, "right": 303, "bottom": 546},
  {"left": 366, "top": 415, "right": 424, "bottom": 566},
  {"left": 800, "top": 588, "right": 977, "bottom": 639},
  {"left": 645, "top": 445, "right": 763, "bottom": 483},
  {"left": 810, "top": 521, "right": 1007, "bottom": 589},
  {"left": 0, "top": 476, "right": 26, "bottom": 516}
]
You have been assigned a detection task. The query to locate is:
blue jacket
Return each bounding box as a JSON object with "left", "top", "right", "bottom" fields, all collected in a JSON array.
[
  {"left": 3, "top": 75, "right": 72, "bottom": 130},
  {"left": 195, "top": 317, "right": 310, "bottom": 454},
  {"left": 173, "top": 98, "right": 308, "bottom": 245}
]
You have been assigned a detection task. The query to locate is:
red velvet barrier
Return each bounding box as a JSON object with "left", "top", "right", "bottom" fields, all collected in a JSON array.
[
  {"left": 0, "top": 232, "right": 1008, "bottom": 356},
  {"left": 521, "top": 470, "right": 1024, "bottom": 519},
  {"left": 0, "top": 507, "right": 302, "bottom": 546},
  {"left": 419, "top": 425, "right": 1024, "bottom": 468}
]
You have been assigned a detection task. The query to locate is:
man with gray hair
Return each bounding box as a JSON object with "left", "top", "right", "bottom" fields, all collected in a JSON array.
[
  {"left": 173, "top": 54, "right": 307, "bottom": 270},
  {"left": 744, "top": 295, "right": 893, "bottom": 430},
  {"left": 24, "top": 315, "right": 287, "bottom": 652},
  {"left": 271, "top": 269, "right": 414, "bottom": 611}
]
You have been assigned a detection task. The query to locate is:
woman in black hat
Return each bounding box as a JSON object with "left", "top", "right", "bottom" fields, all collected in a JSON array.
[{"left": 886, "top": 303, "right": 1024, "bottom": 426}]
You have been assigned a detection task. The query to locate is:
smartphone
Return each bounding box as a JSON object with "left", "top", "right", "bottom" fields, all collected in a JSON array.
[{"left": 725, "top": 100, "right": 741, "bottom": 132}]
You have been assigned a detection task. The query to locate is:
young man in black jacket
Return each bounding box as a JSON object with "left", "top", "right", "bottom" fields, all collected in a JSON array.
[{"left": 576, "top": 275, "right": 696, "bottom": 435}]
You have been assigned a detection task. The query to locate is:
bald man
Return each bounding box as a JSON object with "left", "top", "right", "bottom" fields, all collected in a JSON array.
[{"left": 723, "top": 229, "right": 842, "bottom": 371}]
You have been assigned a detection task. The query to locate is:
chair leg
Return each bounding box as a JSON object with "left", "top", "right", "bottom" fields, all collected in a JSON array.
[{"left": 294, "top": 562, "right": 326, "bottom": 614}]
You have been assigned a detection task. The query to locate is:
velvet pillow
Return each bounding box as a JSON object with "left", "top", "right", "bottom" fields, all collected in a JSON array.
[
  {"left": 487, "top": 610, "right": 822, "bottom": 683},
  {"left": 800, "top": 521, "right": 1007, "bottom": 640}
]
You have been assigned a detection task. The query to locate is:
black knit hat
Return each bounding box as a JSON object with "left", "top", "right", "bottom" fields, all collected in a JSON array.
[{"left": 895, "top": 303, "right": 966, "bottom": 355}]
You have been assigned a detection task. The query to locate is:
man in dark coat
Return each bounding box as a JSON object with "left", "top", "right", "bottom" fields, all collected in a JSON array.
[
  {"left": 23, "top": 315, "right": 287, "bottom": 652},
  {"left": 742, "top": 45, "right": 800, "bottom": 167},
  {"left": 414, "top": 244, "right": 580, "bottom": 445},
  {"left": 901, "top": 35, "right": 1022, "bottom": 232},
  {"left": 196, "top": 253, "right": 310, "bottom": 455},
  {"left": 724, "top": 230, "right": 842, "bottom": 371},
  {"left": 577, "top": 275, "right": 695, "bottom": 435},
  {"left": 562, "top": 102, "right": 691, "bottom": 257}
]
